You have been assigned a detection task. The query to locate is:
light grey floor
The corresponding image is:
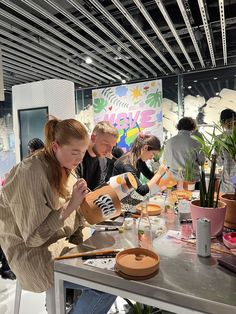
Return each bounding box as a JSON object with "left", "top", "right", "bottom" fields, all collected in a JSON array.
[{"left": 0, "top": 277, "right": 47, "bottom": 314}]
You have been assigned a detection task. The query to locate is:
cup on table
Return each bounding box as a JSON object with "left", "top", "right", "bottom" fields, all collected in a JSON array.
[{"left": 181, "top": 224, "right": 192, "bottom": 240}]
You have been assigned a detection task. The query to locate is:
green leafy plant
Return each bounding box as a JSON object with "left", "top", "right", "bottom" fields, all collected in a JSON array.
[
  {"left": 145, "top": 90, "right": 162, "bottom": 108},
  {"left": 184, "top": 158, "right": 196, "bottom": 182},
  {"left": 124, "top": 299, "right": 160, "bottom": 314},
  {"left": 93, "top": 98, "right": 107, "bottom": 113},
  {"left": 214, "top": 125, "right": 236, "bottom": 200},
  {"left": 193, "top": 127, "right": 222, "bottom": 208}
]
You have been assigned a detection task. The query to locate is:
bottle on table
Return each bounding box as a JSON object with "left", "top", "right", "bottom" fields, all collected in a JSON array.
[
  {"left": 164, "top": 186, "right": 175, "bottom": 223},
  {"left": 176, "top": 167, "right": 184, "bottom": 190},
  {"left": 137, "top": 201, "right": 152, "bottom": 250},
  {"left": 196, "top": 218, "right": 211, "bottom": 257}
]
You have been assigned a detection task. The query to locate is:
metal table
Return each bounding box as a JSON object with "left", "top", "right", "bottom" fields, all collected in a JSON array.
[{"left": 54, "top": 223, "right": 236, "bottom": 314}]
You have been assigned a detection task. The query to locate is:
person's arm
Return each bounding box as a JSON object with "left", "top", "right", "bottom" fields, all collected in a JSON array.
[
  {"left": 137, "top": 159, "right": 154, "bottom": 180},
  {"left": 4, "top": 165, "right": 86, "bottom": 247}
]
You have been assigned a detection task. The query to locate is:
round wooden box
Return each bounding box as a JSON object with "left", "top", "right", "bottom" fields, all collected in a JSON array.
[
  {"left": 115, "top": 248, "right": 160, "bottom": 279},
  {"left": 80, "top": 185, "right": 121, "bottom": 225}
]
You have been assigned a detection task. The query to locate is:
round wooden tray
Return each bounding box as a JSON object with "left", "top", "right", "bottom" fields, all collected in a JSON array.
[
  {"left": 115, "top": 248, "right": 160, "bottom": 277},
  {"left": 136, "top": 204, "right": 162, "bottom": 216},
  {"left": 115, "top": 268, "right": 159, "bottom": 280}
]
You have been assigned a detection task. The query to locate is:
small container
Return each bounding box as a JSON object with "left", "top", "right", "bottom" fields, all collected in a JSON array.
[
  {"left": 123, "top": 217, "right": 133, "bottom": 230},
  {"left": 196, "top": 218, "right": 211, "bottom": 257},
  {"left": 181, "top": 224, "right": 192, "bottom": 240}
]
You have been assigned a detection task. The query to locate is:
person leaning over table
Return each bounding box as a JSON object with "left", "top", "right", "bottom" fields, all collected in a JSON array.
[
  {"left": 0, "top": 117, "right": 116, "bottom": 314},
  {"left": 112, "top": 133, "right": 162, "bottom": 196},
  {"left": 76, "top": 121, "right": 119, "bottom": 190}
]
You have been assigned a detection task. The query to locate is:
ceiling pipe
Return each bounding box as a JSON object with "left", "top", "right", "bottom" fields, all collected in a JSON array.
[
  {"left": 0, "top": 10, "right": 118, "bottom": 82},
  {"left": 20, "top": 0, "right": 129, "bottom": 79},
  {"left": 111, "top": 0, "right": 171, "bottom": 73},
  {"left": 43, "top": 0, "right": 141, "bottom": 79},
  {"left": 89, "top": 0, "right": 161, "bottom": 76},
  {"left": 197, "top": 0, "right": 216, "bottom": 67},
  {"left": 133, "top": 0, "right": 184, "bottom": 71},
  {"left": 155, "top": 0, "right": 195, "bottom": 70},
  {"left": 218, "top": 0, "right": 227, "bottom": 65},
  {"left": 0, "top": 0, "right": 126, "bottom": 80},
  {"left": 66, "top": 0, "right": 151, "bottom": 78},
  {"left": 0, "top": 28, "right": 103, "bottom": 85},
  {"left": 176, "top": 0, "right": 205, "bottom": 68}
]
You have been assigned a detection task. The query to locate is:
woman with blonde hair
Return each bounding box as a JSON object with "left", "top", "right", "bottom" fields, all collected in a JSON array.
[{"left": 0, "top": 117, "right": 116, "bottom": 313}]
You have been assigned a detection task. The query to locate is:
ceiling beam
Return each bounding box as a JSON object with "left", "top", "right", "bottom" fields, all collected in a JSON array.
[
  {"left": 133, "top": 0, "right": 184, "bottom": 70},
  {"left": 218, "top": 0, "right": 227, "bottom": 65},
  {"left": 89, "top": 0, "right": 161, "bottom": 76},
  {"left": 111, "top": 0, "right": 173, "bottom": 73},
  {"left": 176, "top": 0, "right": 205, "bottom": 68},
  {"left": 197, "top": 0, "right": 216, "bottom": 67},
  {"left": 155, "top": 0, "right": 195, "bottom": 70},
  {"left": 67, "top": 0, "right": 152, "bottom": 78}
]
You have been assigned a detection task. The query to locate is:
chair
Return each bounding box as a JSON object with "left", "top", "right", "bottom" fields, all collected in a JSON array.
[{"left": 13, "top": 280, "right": 56, "bottom": 314}]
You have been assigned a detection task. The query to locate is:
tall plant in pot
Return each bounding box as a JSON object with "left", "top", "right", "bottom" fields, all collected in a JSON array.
[
  {"left": 216, "top": 125, "right": 236, "bottom": 229},
  {"left": 191, "top": 128, "right": 227, "bottom": 236},
  {"left": 183, "top": 157, "right": 196, "bottom": 191}
]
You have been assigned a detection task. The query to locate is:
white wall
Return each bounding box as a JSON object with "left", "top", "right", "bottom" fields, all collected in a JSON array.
[{"left": 12, "top": 79, "right": 75, "bottom": 163}]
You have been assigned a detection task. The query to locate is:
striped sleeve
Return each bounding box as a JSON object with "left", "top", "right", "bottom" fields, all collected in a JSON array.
[{"left": 3, "top": 160, "right": 64, "bottom": 247}]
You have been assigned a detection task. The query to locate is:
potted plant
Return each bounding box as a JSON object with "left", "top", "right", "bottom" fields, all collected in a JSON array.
[
  {"left": 191, "top": 128, "right": 227, "bottom": 236},
  {"left": 216, "top": 126, "right": 236, "bottom": 229},
  {"left": 124, "top": 299, "right": 161, "bottom": 314},
  {"left": 183, "top": 158, "right": 196, "bottom": 191}
]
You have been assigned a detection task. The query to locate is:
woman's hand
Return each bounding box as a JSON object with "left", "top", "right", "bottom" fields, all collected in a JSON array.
[
  {"left": 61, "top": 179, "right": 88, "bottom": 220},
  {"left": 70, "top": 178, "right": 88, "bottom": 208}
]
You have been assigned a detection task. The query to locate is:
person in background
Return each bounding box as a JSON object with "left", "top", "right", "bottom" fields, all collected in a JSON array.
[
  {"left": 112, "top": 133, "right": 162, "bottom": 196},
  {"left": 76, "top": 121, "right": 119, "bottom": 190},
  {"left": 163, "top": 117, "right": 205, "bottom": 184},
  {"left": 27, "top": 137, "right": 44, "bottom": 155},
  {"left": 0, "top": 118, "right": 116, "bottom": 314},
  {"left": 218, "top": 108, "right": 236, "bottom": 193},
  {"left": 105, "top": 146, "right": 124, "bottom": 182}
]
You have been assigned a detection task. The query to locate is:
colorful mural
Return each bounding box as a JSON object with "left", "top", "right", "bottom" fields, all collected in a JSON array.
[{"left": 92, "top": 80, "right": 163, "bottom": 152}]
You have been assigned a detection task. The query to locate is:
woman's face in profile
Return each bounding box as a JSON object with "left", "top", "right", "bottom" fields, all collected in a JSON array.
[
  {"left": 140, "top": 145, "right": 159, "bottom": 161},
  {"left": 52, "top": 137, "right": 89, "bottom": 170}
]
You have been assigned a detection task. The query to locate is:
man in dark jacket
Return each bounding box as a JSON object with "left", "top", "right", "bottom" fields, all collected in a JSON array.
[{"left": 76, "top": 121, "right": 119, "bottom": 190}]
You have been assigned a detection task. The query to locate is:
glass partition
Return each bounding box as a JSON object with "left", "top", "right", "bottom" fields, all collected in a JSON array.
[{"left": 18, "top": 107, "right": 48, "bottom": 160}]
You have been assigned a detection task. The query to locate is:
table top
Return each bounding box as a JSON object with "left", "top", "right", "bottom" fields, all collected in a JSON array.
[{"left": 54, "top": 219, "right": 236, "bottom": 314}]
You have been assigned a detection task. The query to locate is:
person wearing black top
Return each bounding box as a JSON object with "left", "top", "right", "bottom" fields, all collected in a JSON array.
[
  {"left": 112, "top": 133, "right": 161, "bottom": 196},
  {"left": 76, "top": 121, "right": 119, "bottom": 190}
]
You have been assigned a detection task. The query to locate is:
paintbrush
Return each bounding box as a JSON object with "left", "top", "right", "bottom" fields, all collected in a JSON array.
[
  {"left": 70, "top": 171, "right": 92, "bottom": 192},
  {"left": 55, "top": 248, "right": 123, "bottom": 260}
]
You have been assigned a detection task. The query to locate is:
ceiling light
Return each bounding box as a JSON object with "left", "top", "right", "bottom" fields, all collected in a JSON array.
[
  {"left": 213, "top": 77, "right": 218, "bottom": 80},
  {"left": 188, "top": 85, "right": 192, "bottom": 89},
  {"left": 85, "top": 56, "right": 93, "bottom": 64},
  {"left": 121, "top": 79, "right": 126, "bottom": 84},
  {"left": 194, "top": 80, "right": 198, "bottom": 83}
]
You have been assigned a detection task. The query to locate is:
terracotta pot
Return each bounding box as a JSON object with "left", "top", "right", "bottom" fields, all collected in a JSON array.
[
  {"left": 115, "top": 248, "right": 160, "bottom": 277},
  {"left": 183, "top": 181, "right": 195, "bottom": 191},
  {"left": 220, "top": 194, "right": 236, "bottom": 229},
  {"left": 190, "top": 200, "right": 226, "bottom": 236}
]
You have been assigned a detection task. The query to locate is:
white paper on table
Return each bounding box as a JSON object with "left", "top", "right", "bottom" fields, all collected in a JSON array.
[{"left": 83, "top": 258, "right": 116, "bottom": 271}]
